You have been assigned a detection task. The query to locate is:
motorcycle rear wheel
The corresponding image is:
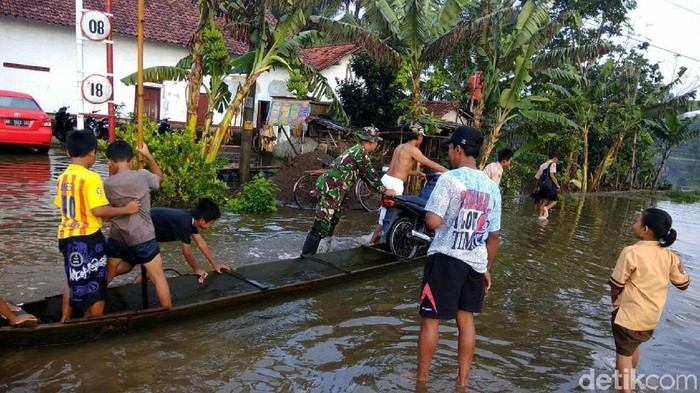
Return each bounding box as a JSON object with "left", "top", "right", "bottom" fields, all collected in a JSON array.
[{"left": 388, "top": 217, "right": 420, "bottom": 259}]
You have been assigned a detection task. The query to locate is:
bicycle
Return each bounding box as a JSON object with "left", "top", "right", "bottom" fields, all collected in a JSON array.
[{"left": 293, "top": 165, "right": 383, "bottom": 212}]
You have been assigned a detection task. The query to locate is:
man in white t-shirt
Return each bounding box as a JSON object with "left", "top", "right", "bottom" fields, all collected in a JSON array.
[
  {"left": 483, "top": 148, "right": 514, "bottom": 185},
  {"left": 416, "top": 126, "right": 502, "bottom": 389}
]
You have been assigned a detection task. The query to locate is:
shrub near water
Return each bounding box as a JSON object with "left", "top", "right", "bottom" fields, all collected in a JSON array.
[
  {"left": 112, "top": 118, "right": 230, "bottom": 208},
  {"left": 229, "top": 173, "right": 279, "bottom": 214}
]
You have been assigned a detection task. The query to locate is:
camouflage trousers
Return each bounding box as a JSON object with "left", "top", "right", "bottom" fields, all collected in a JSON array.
[{"left": 310, "top": 192, "right": 345, "bottom": 238}]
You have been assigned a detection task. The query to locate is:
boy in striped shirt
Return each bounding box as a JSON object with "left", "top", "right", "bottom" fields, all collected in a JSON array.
[{"left": 55, "top": 131, "right": 140, "bottom": 322}]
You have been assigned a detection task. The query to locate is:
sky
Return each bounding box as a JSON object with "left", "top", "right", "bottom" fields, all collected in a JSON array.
[{"left": 624, "top": 0, "right": 700, "bottom": 91}]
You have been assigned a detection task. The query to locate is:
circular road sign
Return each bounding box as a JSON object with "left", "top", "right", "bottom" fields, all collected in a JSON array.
[
  {"left": 81, "top": 74, "right": 113, "bottom": 104},
  {"left": 81, "top": 10, "right": 111, "bottom": 41}
]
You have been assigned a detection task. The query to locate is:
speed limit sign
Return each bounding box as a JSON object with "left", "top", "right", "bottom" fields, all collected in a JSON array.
[
  {"left": 81, "top": 10, "right": 111, "bottom": 41},
  {"left": 82, "top": 74, "right": 113, "bottom": 104}
]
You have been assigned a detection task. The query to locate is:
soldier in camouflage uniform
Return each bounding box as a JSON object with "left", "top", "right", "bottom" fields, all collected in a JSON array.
[{"left": 301, "top": 126, "right": 396, "bottom": 255}]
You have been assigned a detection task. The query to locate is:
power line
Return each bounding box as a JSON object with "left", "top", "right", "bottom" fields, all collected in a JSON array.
[
  {"left": 582, "top": 21, "right": 700, "bottom": 64},
  {"left": 659, "top": 0, "right": 700, "bottom": 17}
]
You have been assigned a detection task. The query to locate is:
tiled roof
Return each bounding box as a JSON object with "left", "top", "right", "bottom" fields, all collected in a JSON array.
[
  {"left": 0, "top": 0, "right": 248, "bottom": 55},
  {"left": 298, "top": 43, "right": 359, "bottom": 71},
  {"left": 423, "top": 100, "right": 460, "bottom": 117}
]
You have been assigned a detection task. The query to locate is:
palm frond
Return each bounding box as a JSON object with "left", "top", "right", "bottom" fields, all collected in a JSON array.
[
  {"left": 421, "top": 5, "right": 516, "bottom": 61},
  {"left": 504, "top": 1, "right": 548, "bottom": 55},
  {"left": 644, "top": 90, "right": 698, "bottom": 118},
  {"left": 359, "top": 0, "right": 401, "bottom": 38},
  {"left": 542, "top": 82, "right": 573, "bottom": 97},
  {"left": 531, "top": 43, "right": 612, "bottom": 71},
  {"left": 520, "top": 109, "right": 577, "bottom": 129},
  {"left": 400, "top": 0, "right": 430, "bottom": 49},
  {"left": 538, "top": 68, "right": 582, "bottom": 84},
  {"left": 433, "top": 0, "right": 473, "bottom": 35},
  {"left": 310, "top": 16, "right": 401, "bottom": 66},
  {"left": 120, "top": 66, "right": 189, "bottom": 85}
]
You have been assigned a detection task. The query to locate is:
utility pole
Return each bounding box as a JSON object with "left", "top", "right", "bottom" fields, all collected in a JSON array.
[{"left": 239, "top": 86, "right": 256, "bottom": 184}]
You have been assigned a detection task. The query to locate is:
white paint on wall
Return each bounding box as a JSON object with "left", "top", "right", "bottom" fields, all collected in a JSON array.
[{"left": 1, "top": 16, "right": 357, "bottom": 128}]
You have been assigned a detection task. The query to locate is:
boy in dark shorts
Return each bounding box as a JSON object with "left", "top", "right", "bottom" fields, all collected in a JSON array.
[
  {"left": 416, "top": 126, "right": 502, "bottom": 389},
  {"left": 110, "top": 198, "right": 228, "bottom": 283},
  {"left": 150, "top": 199, "right": 229, "bottom": 282},
  {"left": 104, "top": 140, "right": 171, "bottom": 309},
  {"left": 55, "top": 131, "right": 140, "bottom": 322}
]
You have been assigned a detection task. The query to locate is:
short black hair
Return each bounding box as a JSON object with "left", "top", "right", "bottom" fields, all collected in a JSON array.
[
  {"left": 192, "top": 198, "right": 221, "bottom": 222},
  {"left": 406, "top": 131, "right": 422, "bottom": 141},
  {"left": 498, "top": 148, "right": 514, "bottom": 162},
  {"left": 65, "top": 130, "right": 98, "bottom": 158},
  {"left": 106, "top": 140, "right": 134, "bottom": 162},
  {"left": 549, "top": 151, "right": 560, "bottom": 159}
]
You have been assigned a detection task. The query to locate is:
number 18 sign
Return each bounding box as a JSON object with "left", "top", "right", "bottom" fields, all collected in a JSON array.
[{"left": 82, "top": 74, "right": 113, "bottom": 104}]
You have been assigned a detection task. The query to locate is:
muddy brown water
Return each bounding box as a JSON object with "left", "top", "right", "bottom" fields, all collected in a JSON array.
[{"left": 0, "top": 147, "right": 698, "bottom": 392}]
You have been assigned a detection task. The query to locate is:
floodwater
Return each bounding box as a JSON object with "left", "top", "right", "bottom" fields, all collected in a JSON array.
[{"left": 0, "top": 147, "right": 698, "bottom": 392}]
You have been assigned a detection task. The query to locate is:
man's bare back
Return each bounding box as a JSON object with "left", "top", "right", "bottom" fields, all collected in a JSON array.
[{"left": 386, "top": 141, "right": 447, "bottom": 181}]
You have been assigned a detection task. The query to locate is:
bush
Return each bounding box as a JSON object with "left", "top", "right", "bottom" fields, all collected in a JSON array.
[
  {"left": 662, "top": 189, "right": 700, "bottom": 204},
  {"left": 228, "top": 173, "right": 279, "bottom": 214},
  {"left": 108, "top": 117, "right": 231, "bottom": 208}
]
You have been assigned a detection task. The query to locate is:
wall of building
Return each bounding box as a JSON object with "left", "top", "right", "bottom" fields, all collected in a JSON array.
[
  {"left": 1, "top": 16, "right": 194, "bottom": 123},
  {"left": 1, "top": 16, "right": 354, "bottom": 129}
]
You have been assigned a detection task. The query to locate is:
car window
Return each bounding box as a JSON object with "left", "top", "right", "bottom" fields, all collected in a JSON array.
[{"left": 0, "top": 97, "right": 42, "bottom": 111}]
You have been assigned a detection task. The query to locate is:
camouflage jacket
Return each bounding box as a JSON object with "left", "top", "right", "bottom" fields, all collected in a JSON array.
[{"left": 316, "top": 144, "right": 384, "bottom": 199}]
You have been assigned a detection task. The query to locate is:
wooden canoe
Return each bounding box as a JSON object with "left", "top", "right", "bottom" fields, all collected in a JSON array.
[{"left": 0, "top": 245, "right": 423, "bottom": 348}]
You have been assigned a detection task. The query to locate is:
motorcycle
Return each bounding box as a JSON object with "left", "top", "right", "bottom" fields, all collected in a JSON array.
[
  {"left": 157, "top": 118, "right": 171, "bottom": 134},
  {"left": 53, "top": 106, "right": 75, "bottom": 142},
  {"left": 380, "top": 172, "right": 441, "bottom": 259},
  {"left": 84, "top": 111, "right": 109, "bottom": 140}
]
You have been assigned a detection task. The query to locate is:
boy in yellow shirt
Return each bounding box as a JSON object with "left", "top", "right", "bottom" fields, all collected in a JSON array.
[{"left": 55, "top": 131, "right": 140, "bottom": 322}]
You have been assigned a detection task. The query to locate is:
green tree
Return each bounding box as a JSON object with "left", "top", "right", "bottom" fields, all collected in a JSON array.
[
  {"left": 336, "top": 51, "right": 406, "bottom": 129},
  {"left": 312, "top": 0, "right": 471, "bottom": 124}
]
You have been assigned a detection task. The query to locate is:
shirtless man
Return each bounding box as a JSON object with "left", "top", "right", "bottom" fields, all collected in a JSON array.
[{"left": 369, "top": 126, "right": 448, "bottom": 244}]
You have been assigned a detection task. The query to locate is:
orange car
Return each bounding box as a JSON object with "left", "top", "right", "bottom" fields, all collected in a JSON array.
[{"left": 0, "top": 90, "right": 53, "bottom": 153}]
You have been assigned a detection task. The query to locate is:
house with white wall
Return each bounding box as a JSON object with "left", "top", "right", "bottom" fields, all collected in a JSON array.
[{"left": 0, "top": 1, "right": 359, "bottom": 131}]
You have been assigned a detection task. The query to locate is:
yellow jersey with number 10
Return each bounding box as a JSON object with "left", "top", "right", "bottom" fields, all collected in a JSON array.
[{"left": 54, "top": 164, "right": 109, "bottom": 239}]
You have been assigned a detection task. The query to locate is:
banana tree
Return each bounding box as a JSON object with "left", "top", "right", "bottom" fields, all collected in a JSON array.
[
  {"left": 651, "top": 115, "right": 700, "bottom": 188},
  {"left": 202, "top": 0, "right": 327, "bottom": 163},
  {"left": 120, "top": 17, "right": 232, "bottom": 142},
  {"left": 311, "top": 0, "right": 470, "bottom": 123},
  {"left": 423, "top": 1, "right": 599, "bottom": 167}
]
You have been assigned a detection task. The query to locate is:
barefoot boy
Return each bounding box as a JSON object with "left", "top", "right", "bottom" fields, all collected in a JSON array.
[
  {"left": 104, "top": 140, "right": 172, "bottom": 309},
  {"left": 55, "top": 131, "right": 140, "bottom": 322}
]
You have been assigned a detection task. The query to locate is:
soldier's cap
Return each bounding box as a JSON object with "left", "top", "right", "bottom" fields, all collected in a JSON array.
[
  {"left": 442, "top": 125, "right": 483, "bottom": 150},
  {"left": 358, "top": 126, "right": 383, "bottom": 142}
]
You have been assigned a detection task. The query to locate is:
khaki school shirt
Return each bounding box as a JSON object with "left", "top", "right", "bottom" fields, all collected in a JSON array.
[
  {"left": 609, "top": 241, "right": 690, "bottom": 331},
  {"left": 483, "top": 162, "right": 503, "bottom": 185}
]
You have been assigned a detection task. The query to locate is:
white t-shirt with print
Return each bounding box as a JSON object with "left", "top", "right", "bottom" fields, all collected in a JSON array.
[{"left": 425, "top": 167, "right": 502, "bottom": 273}]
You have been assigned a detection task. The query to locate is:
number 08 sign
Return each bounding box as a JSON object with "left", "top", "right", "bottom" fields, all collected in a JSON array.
[
  {"left": 82, "top": 74, "right": 113, "bottom": 104},
  {"left": 81, "top": 10, "right": 111, "bottom": 41}
]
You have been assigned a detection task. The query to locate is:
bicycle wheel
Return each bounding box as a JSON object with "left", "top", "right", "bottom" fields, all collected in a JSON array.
[
  {"left": 355, "top": 180, "right": 382, "bottom": 212},
  {"left": 388, "top": 217, "right": 420, "bottom": 259},
  {"left": 293, "top": 174, "right": 319, "bottom": 210}
]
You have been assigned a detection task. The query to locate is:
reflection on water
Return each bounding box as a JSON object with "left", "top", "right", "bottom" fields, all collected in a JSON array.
[{"left": 0, "top": 148, "right": 698, "bottom": 392}]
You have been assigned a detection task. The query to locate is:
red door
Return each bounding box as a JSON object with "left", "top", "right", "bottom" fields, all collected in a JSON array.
[{"left": 136, "top": 87, "right": 160, "bottom": 121}]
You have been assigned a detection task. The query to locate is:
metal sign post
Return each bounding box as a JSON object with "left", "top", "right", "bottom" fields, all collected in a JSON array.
[{"left": 75, "top": 1, "right": 114, "bottom": 137}]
